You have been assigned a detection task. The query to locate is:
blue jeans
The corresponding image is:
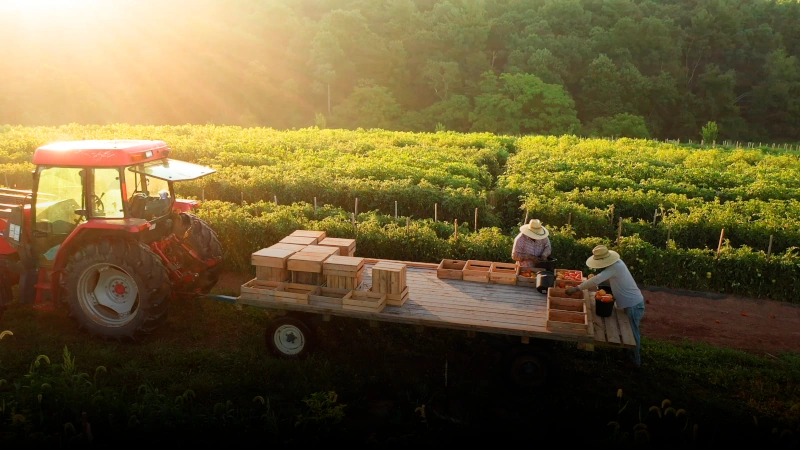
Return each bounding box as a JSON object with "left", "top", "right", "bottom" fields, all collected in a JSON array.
[{"left": 625, "top": 301, "right": 645, "bottom": 366}]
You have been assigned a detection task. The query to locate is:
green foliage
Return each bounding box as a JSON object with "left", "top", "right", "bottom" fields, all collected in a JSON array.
[
  {"left": 587, "top": 113, "right": 651, "bottom": 139},
  {"left": 701, "top": 121, "right": 719, "bottom": 143},
  {"left": 295, "top": 391, "right": 346, "bottom": 431}
]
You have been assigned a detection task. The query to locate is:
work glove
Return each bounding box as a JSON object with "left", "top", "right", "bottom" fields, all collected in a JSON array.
[{"left": 565, "top": 287, "right": 580, "bottom": 295}]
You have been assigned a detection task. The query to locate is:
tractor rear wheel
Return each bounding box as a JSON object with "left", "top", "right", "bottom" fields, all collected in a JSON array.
[
  {"left": 62, "top": 237, "right": 170, "bottom": 340},
  {"left": 176, "top": 212, "right": 222, "bottom": 295}
]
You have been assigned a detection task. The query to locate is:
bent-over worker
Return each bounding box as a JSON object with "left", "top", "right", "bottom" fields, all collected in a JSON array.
[
  {"left": 566, "top": 245, "right": 645, "bottom": 369},
  {"left": 511, "top": 219, "right": 551, "bottom": 268}
]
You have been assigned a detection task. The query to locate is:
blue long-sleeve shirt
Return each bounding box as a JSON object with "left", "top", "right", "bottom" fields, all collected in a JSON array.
[{"left": 577, "top": 259, "right": 644, "bottom": 309}]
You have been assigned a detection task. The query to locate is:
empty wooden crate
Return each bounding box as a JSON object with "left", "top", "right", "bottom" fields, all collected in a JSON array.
[
  {"left": 462, "top": 260, "right": 492, "bottom": 282},
  {"left": 309, "top": 287, "right": 351, "bottom": 308},
  {"left": 371, "top": 261, "right": 408, "bottom": 306},
  {"left": 239, "top": 279, "right": 285, "bottom": 303},
  {"left": 317, "top": 237, "right": 357, "bottom": 257},
  {"left": 288, "top": 229, "right": 326, "bottom": 244},
  {"left": 274, "top": 283, "right": 320, "bottom": 305},
  {"left": 287, "top": 252, "right": 330, "bottom": 285},
  {"left": 343, "top": 290, "right": 386, "bottom": 313},
  {"left": 323, "top": 255, "right": 365, "bottom": 290},
  {"left": 546, "top": 288, "right": 589, "bottom": 333},
  {"left": 251, "top": 247, "right": 295, "bottom": 282},
  {"left": 437, "top": 259, "right": 466, "bottom": 280},
  {"left": 490, "top": 262, "right": 519, "bottom": 285}
]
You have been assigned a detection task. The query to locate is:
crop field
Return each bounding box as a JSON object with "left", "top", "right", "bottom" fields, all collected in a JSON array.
[
  {"left": 2, "top": 125, "right": 800, "bottom": 446},
  {"left": 2, "top": 125, "right": 799, "bottom": 301}
]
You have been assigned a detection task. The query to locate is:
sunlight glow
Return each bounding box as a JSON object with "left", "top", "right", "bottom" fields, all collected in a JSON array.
[{"left": 1, "top": 0, "right": 107, "bottom": 18}]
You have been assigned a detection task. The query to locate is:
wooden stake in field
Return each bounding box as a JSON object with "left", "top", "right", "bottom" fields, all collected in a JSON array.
[
  {"left": 767, "top": 235, "right": 773, "bottom": 257},
  {"left": 666, "top": 224, "right": 671, "bottom": 248},
  {"left": 524, "top": 210, "right": 528, "bottom": 225},
  {"left": 314, "top": 197, "right": 317, "bottom": 212},
  {"left": 716, "top": 228, "right": 725, "bottom": 258},
  {"left": 434, "top": 203, "right": 438, "bottom": 222},
  {"left": 395, "top": 201, "right": 398, "bottom": 219},
  {"left": 201, "top": 189, "right": 205, "bottom": 201},
  {"left": 454, "top": 219, "right": 458, "bottom": 238},
  {"left": 274, "top": 195, "right": 278, "bottom": 205},
  {"left": 567, "top": 212, "right": 572, "bottom": 226},
  {"left": 474, "top": 208, "right": 478, "bottom": 232},
  {"left": 617, "top": 217, "right": 623, "bottom": 245},
  {"left": 354, "top": 197, "right": 358, "bottom": 218}
]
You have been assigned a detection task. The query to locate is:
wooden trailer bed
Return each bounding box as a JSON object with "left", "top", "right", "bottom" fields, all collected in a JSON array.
[{"left": 236, "top": 259, "right": 636, "bottom": 349}]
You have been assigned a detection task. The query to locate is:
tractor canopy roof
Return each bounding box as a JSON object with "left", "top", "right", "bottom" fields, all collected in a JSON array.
[{"left": 33, "top": 140, "right": 171, "bottom": 167}]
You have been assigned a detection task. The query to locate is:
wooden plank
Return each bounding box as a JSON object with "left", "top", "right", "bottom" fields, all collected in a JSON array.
[
  {"left": 279, "top": 236, "right": 317, "bottom": 246},
  {"left": 604, "top": 307, "right": 622, "bottom": 344},
  {"left": 289, "top": 229, "right": 326, "bottom": 242},
  {"left": 616, "top": 307, "right": 637, "bottom": 347},
  {"left": 299, "top": 245, "right": 339, "bottom": 257},
  {"left": 268, "top": 243, "right": 308, "bottom": 252}
]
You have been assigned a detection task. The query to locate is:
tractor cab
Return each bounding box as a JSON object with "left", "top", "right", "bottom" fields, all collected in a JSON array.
[
  {"left": 25, "top": 140, "right": 214, "bottom": 267},
  {"left": 1, "top": 140, "right": 221, "bottom": 321}
]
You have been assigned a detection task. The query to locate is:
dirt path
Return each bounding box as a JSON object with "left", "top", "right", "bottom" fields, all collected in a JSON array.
[{"left": 215, "top": 272, "right": 800, "bottom": 356}]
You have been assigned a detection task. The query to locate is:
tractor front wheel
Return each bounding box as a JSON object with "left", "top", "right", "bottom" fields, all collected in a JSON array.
[{"left": 62, "top": 238, "right": 170, "bottom": 340}]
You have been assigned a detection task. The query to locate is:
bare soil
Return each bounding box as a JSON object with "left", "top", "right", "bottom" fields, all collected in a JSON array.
[{"left": 215, "top": 272, "right": 800, "bottom": 356}]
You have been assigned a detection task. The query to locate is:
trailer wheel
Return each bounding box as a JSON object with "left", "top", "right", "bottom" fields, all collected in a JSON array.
[
  {"left": 508, "top": 350, "right": 549, "bottom": 389},
  {"left": 265, "top": 316, "right": 315, "bottom": 359}
]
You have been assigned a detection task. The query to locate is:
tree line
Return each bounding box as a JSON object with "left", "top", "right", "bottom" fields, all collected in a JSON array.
[{"left": 1, "top": 0, "right": 799, "bottom": 141}]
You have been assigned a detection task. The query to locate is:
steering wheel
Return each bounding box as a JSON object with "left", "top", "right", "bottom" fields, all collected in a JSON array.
[{"left": 91, "top": 194, "right": 105, "bottom": 212}]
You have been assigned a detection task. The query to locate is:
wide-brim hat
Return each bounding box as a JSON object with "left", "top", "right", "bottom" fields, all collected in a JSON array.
[
  {"left": 520, "top": 219, "right": 549, "bottom": 240},
  {"left": 586, "top": 245, "right": 620, "bottom": 269}
]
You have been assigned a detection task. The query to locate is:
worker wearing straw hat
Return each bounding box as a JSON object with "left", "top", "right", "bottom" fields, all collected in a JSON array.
[
  {"left": 511, "top": 219, "right": 551, "bottom": 268},
  {"left": 566, "top": 245, "right": 645, "bottom": 369}
]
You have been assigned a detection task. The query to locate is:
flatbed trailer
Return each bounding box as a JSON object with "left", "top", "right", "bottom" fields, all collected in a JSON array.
[{"left": 210, "top": 259, "right": 637, "bottom": 387}]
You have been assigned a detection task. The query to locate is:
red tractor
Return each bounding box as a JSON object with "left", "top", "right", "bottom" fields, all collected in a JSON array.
[{"left": 0, "top": 140, "right": 223, "bottom": 340}]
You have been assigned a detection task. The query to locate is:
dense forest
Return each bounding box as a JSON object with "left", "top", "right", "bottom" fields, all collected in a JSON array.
[{"left": 1, "top": 0, "right": 799, "bottom": 141}]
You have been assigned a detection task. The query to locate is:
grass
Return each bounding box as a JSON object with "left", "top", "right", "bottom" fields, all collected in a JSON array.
[{"left": 2, "top": 284, "right": 800, "bottom": 447}]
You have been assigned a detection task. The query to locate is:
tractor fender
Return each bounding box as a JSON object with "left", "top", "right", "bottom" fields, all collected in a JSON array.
[
  {"left": 172, "top": 199, "right": 199, "bottom": 213},
  {"left": 50, "top": 219, "right": 151, "bottom": 300}
]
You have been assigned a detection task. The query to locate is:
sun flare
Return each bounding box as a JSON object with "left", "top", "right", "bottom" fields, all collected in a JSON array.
[{"left": 1, "top": 0, "right": 107, "bottom": 18}]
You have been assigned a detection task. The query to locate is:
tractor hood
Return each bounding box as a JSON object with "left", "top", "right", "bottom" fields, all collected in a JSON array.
[{"left": 129, "top": 159, "right": 216, "bottom": 181}]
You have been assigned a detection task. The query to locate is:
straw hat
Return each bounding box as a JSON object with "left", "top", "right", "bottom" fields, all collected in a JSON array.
[
  {"left": 519, "top": 219, "right": 549, "bottom": 240},
  {"left": 585, "top": 245, "right": 620, "bottom": 269}
]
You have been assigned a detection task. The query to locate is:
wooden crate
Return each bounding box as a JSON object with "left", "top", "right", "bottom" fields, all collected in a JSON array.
[
  {"left": 256, "top": 266, "right": 290, "bottom": 282},
  {"left": 251, "top": 247, "right": 296, "bottom": 268},
  {"left": 289, "top": 229, "right": 326, "bottom": 244},
  {"left": 343, "top": 290, "right": 386, "bottom": 313},
  {"left": 546, "top": 292, "right": 588, "bottom": 332},
  {"left": 462, "top": 260, "right": 492, "bottom": 283},
  {"left": 274, "top": 283, "right": 320, "bottom": 304},
  {"left": 292, "top": 271, "right": 326, "bottom": 286},
  {"left": 547, "top": 287, "right": 585, "bottom": 300},
  {"left": 323, "top": 256, "right": 365, "bottom": 290},
  {"left": 326, "top": 268, "right": 364, "bottom": 290},
  {"left": 279, "top": 235, "right": 318, "bottom": 246},
  {"left": 490, "top": 262, "right": 519, "bottom": 285},
  {"left": 553, "top": 279, "right": 582, "bottom": 289},
  {"left": 309, "top": 287, "right": 351, "bottom": 308},
  {"left": 299, "top": 245, "right": 340, "bottom": 257},
  {"left": 548, "top": 297, "right": 587, "bottom": 314},
  {"left": 317, "top": 237, "right": 357, "bottom": 257},
  {"left": 239, "top": 279, "right": 285, "bottom": 302},
  {"left": 371, "top": 261, "right": 407, "bottom": 295},
  {"left": 267, "top": 243, "right": 308, "bottom": 253},
  {"left": 287, "top": 252, "right": 329, "bottom": 273},
  {"left": 517, "top": 267, "right": 542, "bottom": 287},
  {"left": 378, "top": 286, "right": 409, "bottom": 307},
  {"left": 436, "top": 259, "right": 466, "bottom": 280},
  {"left": 555, "top": 268, "right": 585, "bottom": 282}
]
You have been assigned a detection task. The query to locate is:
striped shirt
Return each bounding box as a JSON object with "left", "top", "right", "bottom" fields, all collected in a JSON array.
[
  {"left": 577, "top": 260, "right": 644, "bottom": 309},
  {"left": 511, "top": 233, "right": 551, "bottom": 268}
]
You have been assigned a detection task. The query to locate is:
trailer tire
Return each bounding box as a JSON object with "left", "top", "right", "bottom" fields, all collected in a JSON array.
[
  {"left": 265, "top": 316, "right": 315, "bottom": 359},
  {"left": 507, "top": 348, "right": 550, "bottom": 389}
]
